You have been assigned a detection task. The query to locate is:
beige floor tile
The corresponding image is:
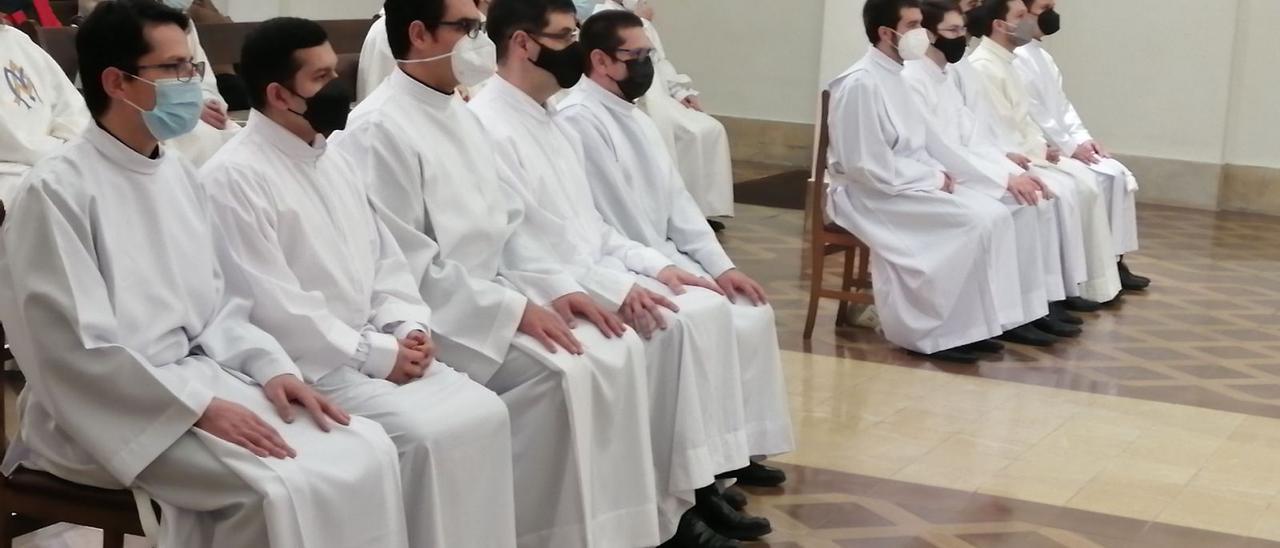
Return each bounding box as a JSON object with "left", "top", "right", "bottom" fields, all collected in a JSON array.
[
  {"left": 1251, "top": 502, "right": 1280, "bottom": 542},
  {"left": 977, "top": 473, "right": 1089, "bottom": 506},
  {"left": 1066, "top": 480, "right": 1176, "bottom": 521},
  {"left": 1091, "top": 457, "right": 1199, "bottom": 490},
  {"left": 1121, "top": 427, "right": 1227, "bottom": 468},
  {"left": 1156, "top": 485, "right": 1271, "bottom": 536},
  {"left": 879, "top": 406, "right": 986, "bottom": 436},
  {"left": 890, "top": 439, "right": 1015, "bottom": 492},
  {"left": 1228, "top": 416, "right": 1280, "bottom": 449}
]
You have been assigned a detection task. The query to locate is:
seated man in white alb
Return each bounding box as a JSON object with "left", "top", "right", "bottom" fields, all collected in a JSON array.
[
  {"left": 966, "top": 0, "right": 1123, "bottom": 305},
  {"left": 826, "top": 0, "right": 1043, "bottom": 364},
  {"left": 0, "top": 20, "right": 89, "bottom": 204},
  {"left": 82, "top": 0, "right": 240, "bottom": 166},
  {"left": 337, "top": 1, "right": 668, "bottom": 547},
  {"left": 558, "top": 4, "right": 795, "bottom": 502},
  {"left": 902, "top": 0, "right": 1090, "bottom": 338},
  {"left": 470, "top": 1, "right": 774, "bottom": 544},
  {"left": 0, "top": 3, "right": 408, "bottom": 547},
  {"left": 1013, "top": 0, "right": 1148, "bottom": 290},
  {"left": 201, "top": 18, "right": 516, "bottom": 548},
  {"left": 358, "top": 0, "right": 492, "bottom": 101},
  {"left": 594, "top": 0, "right": 734, "bottom": 229}
]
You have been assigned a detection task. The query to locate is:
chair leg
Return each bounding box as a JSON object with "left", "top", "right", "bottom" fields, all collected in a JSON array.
[
  {"left": 836, "top": 249, "right": 856, "bottom": 326},
  {"left": 858, "top": 246, "right": 872, "bottom": 289},
  {"left": 102, "top": 529, "right": 125, "bottom": 548},
  {"left": 803, "top": 244, "right": 825, "bottom": 339}
]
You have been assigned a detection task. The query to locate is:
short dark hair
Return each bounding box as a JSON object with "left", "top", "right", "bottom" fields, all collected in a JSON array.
[
  {"left": 863, "top": 0, "right": 922, "bottom": 45},
  {"left": 921, "top": 0, "right": 961, "bottom": 33},
  {"left": 968, "top": 0, "right": 1016, "bottom": 37},
  {"left": 486, "top": 0, "right": 576, "bottom": 61},
  {"left": 579, "top": 9, "right": 642, "bottom": 75},
  {"left": 77, "top": 0, "right": 189, "bottom": 118},
  {"left": 240, "top": 17, "right": 329, "bottom": 111},
  {"left": 384, "top": 0, "right": 445, "bottom": 59}
]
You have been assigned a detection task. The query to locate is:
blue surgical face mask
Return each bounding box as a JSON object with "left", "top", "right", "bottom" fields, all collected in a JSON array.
[{"left": 122, "top": 74, "right": 204, "bottom": 141}]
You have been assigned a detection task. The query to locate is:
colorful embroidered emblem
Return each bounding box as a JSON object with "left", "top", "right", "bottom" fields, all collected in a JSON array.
[{"left": 4, "top": 60, "right": 42, "bottom": 110}]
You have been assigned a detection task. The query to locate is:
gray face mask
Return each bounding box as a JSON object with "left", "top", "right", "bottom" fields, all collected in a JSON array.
[{"left": 1001, "top": 16, "right": 1038, "bottom": 46}]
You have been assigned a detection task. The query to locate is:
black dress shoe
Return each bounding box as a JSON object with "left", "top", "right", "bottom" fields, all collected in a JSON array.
[
  {"left": 716, "top": 462, "right": 787, "bottom": 487},
  {"left": 1118, "top": 261, "right": 1150, "bottom": 291},
  {"left": 1063, "top": 296, "right": 1103, "bottom": 312},
  {"left": 695, "top": 486, "right": 772, "bottom": 541},
  {"left": 721, "top": 485, "right": 748, "bottom": 511},
  {"left": 961, "top": 339, "right": 1005, "bottom": 354},
  {"left": 910, "top": 347, "right": 980, "bottom": 364},
  {"left": 997, "top": 325, "right": 1059, "bottom": 347},
  {"left": 659, "top": 511, "right": 740, "bottom": 548},
  {"left": 1048, "top": 301, "right": 1084, "bottom": 325},
  {"left": 708, "top": 219, "right": 726, "bottom": 232},
  {"left": 1032, "top": 317, "right": 1082, "bottom": 338}
]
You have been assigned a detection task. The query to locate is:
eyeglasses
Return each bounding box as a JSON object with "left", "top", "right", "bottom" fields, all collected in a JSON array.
[
  {"left": 936, "top": 25, "right": 967, "bottom": 35},
  {"left": 613, "top": 47, "right": 654, "bottom": 61},
  {"left": 439, "top": 18, "right": 486, "bottom": 39},
  {"left": 529, "top": 28, "right": 580, "bottom": 43},
  {"left": 135, "top": 60, "right": 207, "bottom": 83}
]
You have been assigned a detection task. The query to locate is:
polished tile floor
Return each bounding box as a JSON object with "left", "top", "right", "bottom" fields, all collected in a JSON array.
[{"left": 719, "top": 163, "right": 1280, "bottom": 546}]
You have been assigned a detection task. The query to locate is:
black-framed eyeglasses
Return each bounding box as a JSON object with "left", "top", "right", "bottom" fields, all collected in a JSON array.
[
  {"left": 134, "top": 60, "right": 206, "bottom": 83},
  {"left": 439, "top": 18, "right": 486, "bottom": 39},
  {"left": 613, "top": 47, "right": 654, "bottom": 61},
  {"left": 936, "top": 25, "right": 967, "bottom": 35}
]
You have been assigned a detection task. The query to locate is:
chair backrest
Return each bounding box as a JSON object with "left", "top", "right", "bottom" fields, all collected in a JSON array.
[
  {"left": 810, "top": 90, "right": 831, "bottom": 237},
  {"left": 198, "top": 19, "right": 375, "bottom": 68},
  {"left": 27, "top": 24, "right": 78, "bottom": 80}
]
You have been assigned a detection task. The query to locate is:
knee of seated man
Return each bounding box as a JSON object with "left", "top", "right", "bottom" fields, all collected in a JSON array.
[{"left": 392, "top": 382, "right": 510, "bottom": 449}]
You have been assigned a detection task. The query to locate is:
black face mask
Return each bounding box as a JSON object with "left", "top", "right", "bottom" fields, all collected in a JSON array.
[
  {"left": 532, "top": 39, "right": 586, "bottom": 89},
  {"left": 933, "top": 35, "right": 968, "bottom": 64},
  {"left": 286, "top": 79, "right": 353, "bottom": 137},
  {"left": 1038, "top": 8, "right": 1061, "bottom": 36},
  {"left": 614, "top": 56, "right": 654, "bottom": 102}
]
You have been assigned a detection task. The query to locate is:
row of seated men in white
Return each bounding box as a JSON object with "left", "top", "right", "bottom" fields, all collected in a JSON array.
[
  {"left": 826, "top": 0, "right": 1151, "bottom": 363},
  {"left": 356, "top": 0, "right": 738, "bottom": 225},
  {"left": 0, "top": 0, "right": 790, "bottom": 547}
]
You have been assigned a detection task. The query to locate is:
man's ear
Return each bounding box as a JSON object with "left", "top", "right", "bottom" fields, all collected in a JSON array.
[
  {"left": 588, "top": 48, "right": 612, "bottom": 73},
  {"left": 409, "top": 19, "right": 434, "bottom": 50},
  {"left": 101, "top": 67, "right": 129, "bottom": 104}
]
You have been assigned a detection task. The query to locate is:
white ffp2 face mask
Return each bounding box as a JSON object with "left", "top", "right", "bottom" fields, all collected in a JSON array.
[
  {"left": 893, "top": 28, "right": 931, "bottom": 61},
  {"left": 399, "top": 32, "right": 497, "bottom": 88}
]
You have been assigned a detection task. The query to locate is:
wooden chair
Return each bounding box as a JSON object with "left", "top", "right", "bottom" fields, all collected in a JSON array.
[
  {"left": 803, "top": 90, "right": 874, "bottom": 339},
  {"left": 0, "top": 202, "right": 147, "bottom": 548}
]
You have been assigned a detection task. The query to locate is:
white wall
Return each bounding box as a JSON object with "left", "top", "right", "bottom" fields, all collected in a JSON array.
[
  {"left": 651, "top": 0, "right": 824, "bottom": 124},
  {"left": 1047, "top": 0, "right": 1238, "bottom": 165},
  {"left": 1224, "top": 0, "right": 1280, "bottom": 169},
  {"left": 817, "top": 0, "right": 868, "bottom": 86}
]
